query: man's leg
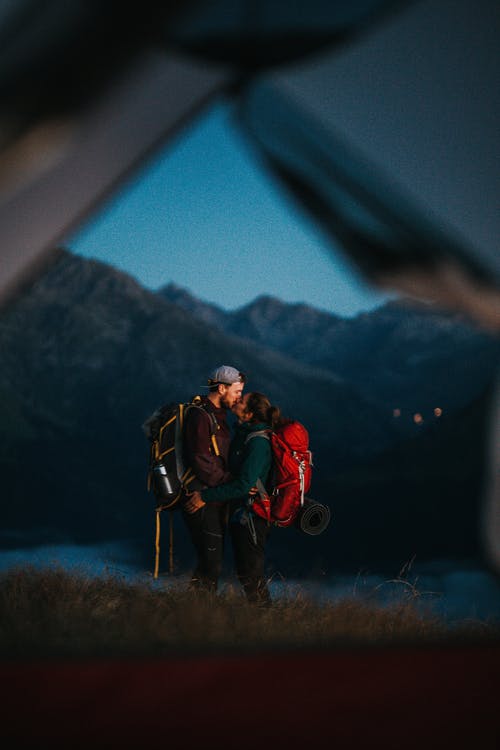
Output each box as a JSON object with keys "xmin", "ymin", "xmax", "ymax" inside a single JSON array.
[
  {"xmin": 182, "ymin": 503, "xmax": 226, "ymax": 591},
  {"xmin": 181, "ymin": 505, "xmax": 207, "ymax": 588}
]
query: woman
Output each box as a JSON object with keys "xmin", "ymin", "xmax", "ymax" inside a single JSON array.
[{"xmin": 185, "ymin": 392, "xmax": 285, "ymax": 604}]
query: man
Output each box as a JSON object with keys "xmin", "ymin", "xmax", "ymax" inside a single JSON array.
[{"xmin": 182, "ymin": 365, "xmax": 245, "ymax": 591}]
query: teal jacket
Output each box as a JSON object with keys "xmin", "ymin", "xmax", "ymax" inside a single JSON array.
[{"xmin": 201, "ymin": 421, "xmax": 272, "ymax": 504}]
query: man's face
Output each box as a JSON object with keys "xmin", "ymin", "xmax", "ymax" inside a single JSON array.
[{"xmin": 220, "ymin": 381, "xmax": 244, "ymax": 409}]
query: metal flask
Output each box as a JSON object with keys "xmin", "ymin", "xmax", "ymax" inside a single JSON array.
[{"xmin": 152, "ymin": 462, "xmax": 179, "ymax": 499}]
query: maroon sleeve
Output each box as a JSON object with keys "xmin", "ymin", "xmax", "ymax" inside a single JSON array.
[{"xmin": 183, "ymin": 408, "xmax": 231, "ymax": 488}]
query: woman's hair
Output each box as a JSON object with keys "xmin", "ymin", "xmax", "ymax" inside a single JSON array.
[{"xmin": 245, "ymin": 392, "xmax": 289, "ymax": 430}]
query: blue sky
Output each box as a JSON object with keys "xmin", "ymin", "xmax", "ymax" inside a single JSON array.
[{"xmin": 69, "ymin": 99, "xmax": 390, "ymax": 317}]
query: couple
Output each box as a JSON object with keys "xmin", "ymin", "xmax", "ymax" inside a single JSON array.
[{"xmin": 181, "ymin": 365, "xmax": 285, "ymax": 604}]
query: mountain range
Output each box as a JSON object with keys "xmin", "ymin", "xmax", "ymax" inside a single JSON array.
[
  {"xmin": 161, "ymin": 282, "xmax": 496, "ymax": 415},
  {"xmin": 0, "ymin": 248, "xmax": 498, "ymax": 575}
]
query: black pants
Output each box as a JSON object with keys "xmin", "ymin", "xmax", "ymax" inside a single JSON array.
[
  {"xmin": 182, "ymin": 502, "xmax": 228, "ymax": 592},
  {"xmin": 230, "ymin": 511, "xmax": 271, "ymax": 604}
]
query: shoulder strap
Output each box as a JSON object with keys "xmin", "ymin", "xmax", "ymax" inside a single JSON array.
[
  {"xmin": 244, "ymin": 429, "xmax": 271, "ymax": 444},
  {"xmin": 185, "ymin": 399, "xmax": 221, "ymax": 456}
]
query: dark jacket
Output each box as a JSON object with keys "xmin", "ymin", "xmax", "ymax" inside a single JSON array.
[
  {"xmin": 201, "ymin": 421, "xmax": 272, "ymax": 504},
  {"xmin": 183, "ymin": 397, "xmax": 232, "ymax": 488}
]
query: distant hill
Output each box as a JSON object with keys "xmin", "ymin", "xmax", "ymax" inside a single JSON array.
[{"xmin": 0, "ymin": 249, "xmax": 498, "ymax": 574}]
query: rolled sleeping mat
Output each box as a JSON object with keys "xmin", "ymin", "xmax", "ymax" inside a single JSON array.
[{"xmin": 296, "ymin": 497, "xmax": 331, "ymax": 535}]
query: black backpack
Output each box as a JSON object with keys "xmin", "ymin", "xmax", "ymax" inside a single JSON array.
[
  {"xmin": 142, "ymin": 396, "xmax": 220, "ymax": 578},
  {"xmin": 142, "ymin": 395, "xmax": 220, "ymax": 511}
]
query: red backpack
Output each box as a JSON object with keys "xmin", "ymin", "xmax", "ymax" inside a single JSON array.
[{"xmin": 248, "ymin": 421, "xmax": 313, "ymax": 527}]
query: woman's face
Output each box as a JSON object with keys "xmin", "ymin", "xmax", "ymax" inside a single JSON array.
[{"xmin": 232, "ymin": 393, "xmax": 253, "ymax": 423}]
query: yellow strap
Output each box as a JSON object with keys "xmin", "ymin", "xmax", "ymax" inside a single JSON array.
[
  {"xmin": 154, "ymin": 510, "xmax": 161, "ymax": 579},
  {"xmin": 211, "ymin": 433, "xmax": 220, "ymax": 456},
  {"xmin": 154, "ymin": 509, "xmax": 175, "ymax": 578},
  {"xmin": 158, "ymin": 414, "xmax": 177, "ymax": 447},
  {"xmin": 158, "ymin": 445, "xmax": 175, "ymax": 459},
  {"xmin": 169, "ymin": 511, "xmax": 174, "ymax": 574},
  {"xmin": 182, "ymin": 467, "xmax": 199, "ymax": 487}
]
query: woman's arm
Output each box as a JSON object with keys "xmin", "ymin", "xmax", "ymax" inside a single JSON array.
[{"xmin": 201, "ymin": 435, "xmax": 272, "ymax": 504}]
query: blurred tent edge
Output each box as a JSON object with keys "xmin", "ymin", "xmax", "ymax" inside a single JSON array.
[{"xmin": 0, "ymin": 0, "xmax": 498, "ymax": 574}]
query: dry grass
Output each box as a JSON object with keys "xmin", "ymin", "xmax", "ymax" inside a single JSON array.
[{"xmin": 1, "ymin": 566, "xmax": 498, "ymax": 660}]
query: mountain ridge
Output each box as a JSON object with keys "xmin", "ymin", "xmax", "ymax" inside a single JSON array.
[{"xmin": 159, "ymin": 280, "xmax": 498, "ymax": 414}]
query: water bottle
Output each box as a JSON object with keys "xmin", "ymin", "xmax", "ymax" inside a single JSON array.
[{"xmin": 152, "ymin": 462, "xmax": 178, "ymax": 499}]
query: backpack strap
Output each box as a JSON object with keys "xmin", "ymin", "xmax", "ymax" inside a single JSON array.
[
  {"xmin": 185, "ymin": 399, "xmax": 221, "ymax": 456},
  {"xmin": 206, "ymin": 411, "xmax": 221, "ymax": 456},
  {"xmin": 255, "ymin": 477, "xmax": 269, "ymax": 498},
  {"xmin": 244, "ymin": 429, "xmax": 271, "ymax": 444}
]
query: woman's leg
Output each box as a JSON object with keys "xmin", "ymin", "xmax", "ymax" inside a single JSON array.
[{"xmin": 230, "ymin": 513, "xmax": 271, "ymax": 604}]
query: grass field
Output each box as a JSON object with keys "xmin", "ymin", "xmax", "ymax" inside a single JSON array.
[{"xmin": 1, "ymin": 566, "xmax": 498, "ymax": 659}]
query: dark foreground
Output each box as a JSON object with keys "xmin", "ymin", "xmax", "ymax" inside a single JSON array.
[
  {"xmin": 1, "ymin": 567, "xmax": 499, "ymax": 748},
  {"xmin": 2, "ymin": 646, "xmax": 499, "ymax": 749}
]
